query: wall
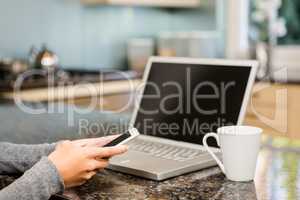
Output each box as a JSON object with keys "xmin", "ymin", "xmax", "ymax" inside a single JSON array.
[{"xmin": 0, "ymin": 0, "xmax": 216, "ymax": 70}]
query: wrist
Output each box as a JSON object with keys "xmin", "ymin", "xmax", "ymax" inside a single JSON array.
[{"xmin": 45, "ymin": 157, "xmax": 65, "ymax": 194}]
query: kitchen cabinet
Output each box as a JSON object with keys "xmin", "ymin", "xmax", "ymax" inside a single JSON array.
[{"xmin": 81, "ymin": 0, "xmax": 201, "ymax": 8}]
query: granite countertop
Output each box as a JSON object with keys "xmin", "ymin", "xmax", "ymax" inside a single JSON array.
[
  {"xmin": 66, "ymin": 168, "xmax": 257, "ymax": 200},
  {"xmin": 2, "ymin": 138, "xmax": 300, "ymax": 200},
  {"xmin": 0, "ymin": 167, "xmax": 256, "ymax": 200}
]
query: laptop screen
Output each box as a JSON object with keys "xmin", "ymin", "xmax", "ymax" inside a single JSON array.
[{"xmin": 134, "ymin": 62, "xmax": 251, "ymax": 147}]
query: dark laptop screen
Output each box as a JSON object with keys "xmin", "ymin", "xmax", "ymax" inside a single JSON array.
[{"xmin": 134, "ymin": 62, "xmax": 251, "ymax": 147}]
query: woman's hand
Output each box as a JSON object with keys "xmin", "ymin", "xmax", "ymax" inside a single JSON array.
[
  {"xmin": 71, "ymin": 135, "xmax": 119, "ymax": 148},
  {"xmin": 48, "ymin": 140, "xmax": 127, "ymax": 188}
]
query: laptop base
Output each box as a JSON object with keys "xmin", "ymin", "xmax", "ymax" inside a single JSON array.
[{"xmin": 108, "ymin": 149, "xmax": 219, "ymax": 181}]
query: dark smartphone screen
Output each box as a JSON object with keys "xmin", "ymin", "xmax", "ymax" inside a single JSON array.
[
  {"xmin": 103, "ymin": 131, "xmax": 131, "ymax": 147},
  {"xmin": 50, "ymin": 194, "xmax": 71, "ymax": 200}
]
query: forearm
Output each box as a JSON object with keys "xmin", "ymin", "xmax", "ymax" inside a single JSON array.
[
  {"xmin": 0, "ymin": 143, "xmax": 56, "ymax": 174},
  {"xmin": 0, "ymin": 157, "xmax": 64, "ymax": 200}
]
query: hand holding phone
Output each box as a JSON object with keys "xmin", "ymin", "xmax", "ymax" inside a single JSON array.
[{"xmin": 103, "ymin": 128, "xmax": 140, "ymax": 147}]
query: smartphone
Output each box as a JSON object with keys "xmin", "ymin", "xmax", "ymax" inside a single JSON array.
[
  {"xmin": 103, "ymin": 128, "xmax": 140, "ymax": 147},
  {"xmin": 50, "ymin": 194, "xmax": 72, "ymax": 200}
]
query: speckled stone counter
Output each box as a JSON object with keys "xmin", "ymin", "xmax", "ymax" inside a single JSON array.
[
  {"xmin": 2, "ymin": 140, "xmax": 300, "ymax": 200},
  {"xmin": 0, "ymin": 167, "xmax": 257, "ymax": 200},
  {"xmin": 64, "ymin": 167, "xmax": 257, "ymax": 200}
]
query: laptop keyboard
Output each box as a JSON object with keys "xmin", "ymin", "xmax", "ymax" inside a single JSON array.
[{"xmin": 129, "ymin": 139, "xmax": 205, "ymax": 162}]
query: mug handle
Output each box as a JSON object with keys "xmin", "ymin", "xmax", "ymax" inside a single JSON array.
[{"xmin": 203, "ymin": 133, "xmax": 225, "ymax": 174}]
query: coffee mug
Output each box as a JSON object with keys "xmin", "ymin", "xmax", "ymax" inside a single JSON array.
[{"xmin": 203, "ymin": 126, "xmax": 262, "ymax": 182}]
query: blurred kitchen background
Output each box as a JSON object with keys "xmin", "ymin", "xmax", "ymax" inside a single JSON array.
[
  {"xmin": 1, "ymin": 0, "xmax": 300, "ymax": 83},
  {"xmin": 0, "ymin": 0, "xmax": 221, "ymax": 70}
]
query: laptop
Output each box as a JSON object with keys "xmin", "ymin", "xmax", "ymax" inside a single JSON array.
[{"xmin": 109, "ymin": 57, "xmax": 258, "ymax": 181}]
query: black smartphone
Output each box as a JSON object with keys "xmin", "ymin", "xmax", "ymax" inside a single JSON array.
[
  {"xmin": 103, "ymin": 128, "xmax": 139, "ymax": 147},
  {"xmin": 50, "ymin": 194, "xmax": 72, "ymax": 200}
]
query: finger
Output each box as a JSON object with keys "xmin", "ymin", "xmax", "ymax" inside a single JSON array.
[
  {"xmin": 85, "ymin": 145, "xmax": 128, "ymax": 158},
  {"xmin": 66, "ymin": 181, "xmax": 86, "ymax": 188},
  {"xmin": 83, "ymin": 171, "xmax": 97, "ymax": 180},
  {"xmin": 96, "ymin": 158, "xmax": 110, "ymax": 162},
  {"xmin": 99, "ymin": 146, "xmax": 128, "ymax": 158},
  {"xmin": 96, "ymin": 156, "xmax": 111, "ymax": 162},
  {"xmin": 73, "ymin": 135, "xmax": 120, "ymax": 148},
  {"xmin": 75, "ymin": 181, "xmax": 87, "ymax": 187},
  {"xmin": 86, "ymin": 160, "xmax": 109, "ymax": 171},
  {"xmin": 72, "ymin": 137, "xmax": 107, "ymax": 147},
  {"xmin": 91, "ymin": 135, "xmax": 121, "ymax": 147}
]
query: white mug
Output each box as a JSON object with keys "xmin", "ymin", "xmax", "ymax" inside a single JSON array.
[{"xmin": 203, "ymin": 126, "xmax": 262, "ymax": 182}]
